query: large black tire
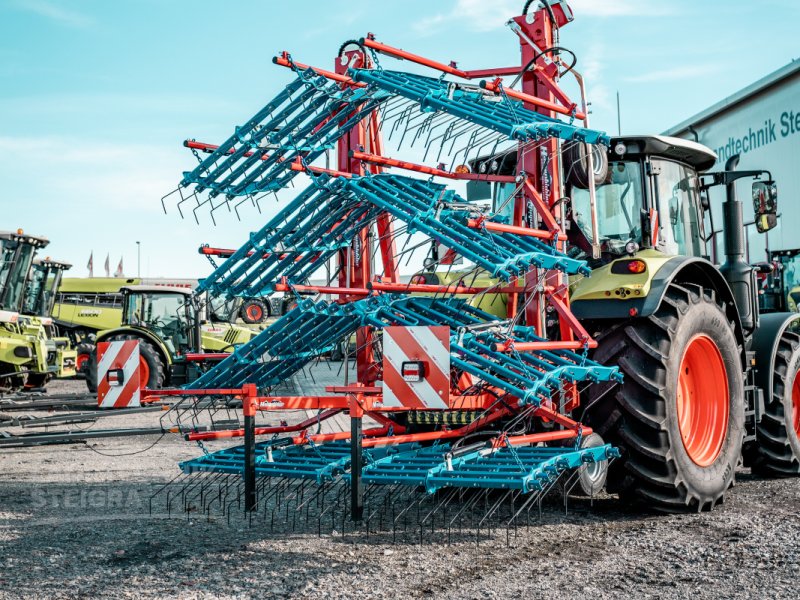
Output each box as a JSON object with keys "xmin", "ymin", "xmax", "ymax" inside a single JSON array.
[
  {"xmin": 85, "ymin": 335, "xmax": 167, "ymax": 393},
  {"xmin": 563, "ymin": 141, "xmax": 609, "ymax": 189},
  {"xmin": 747, "ymin": 330, "xmax": 800, "ymax": 476},
  {"xmin": 240, "ymin": 298, "xmax": 269, "ymax": 324},
  {"xmin": 584, "ymin": 283, "xmax": 744, "ymax": 512}
]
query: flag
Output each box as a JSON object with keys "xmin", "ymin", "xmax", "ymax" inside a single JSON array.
[
  {"xmin": 115, "ymin": 257, "xmax": 123, "ymax": 277},
  {"xmin": 104, "ymin": 254, "xmax": 110, "ymax": 277},
  {"xmin": 87, "ymin": 252, "xmax": 93, "ymax": 277}
]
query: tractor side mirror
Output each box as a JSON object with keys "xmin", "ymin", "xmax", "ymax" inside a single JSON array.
[{"xmin": 753, "ymin": 180, "xmax": 778, "ymax": 233}]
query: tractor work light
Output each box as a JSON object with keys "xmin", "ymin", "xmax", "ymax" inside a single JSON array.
[
  {"xmin": 454, "ymin": 164, "xmax": 470, "ymax": 174},
  {"xmin": 625, "ymin": 241, "xmax": 639, "ymax": 255}
]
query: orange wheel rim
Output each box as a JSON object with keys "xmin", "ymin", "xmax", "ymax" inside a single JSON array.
[
  {"xmin": 792, "ymin": 373, "xmax": 800, "ymax": 437},
  {"xmin": 76, "ymin": 354, "xmax": 89, "ymax": 371},
  {"xmin": 139, "ymin": 355, "xmax": 151, "ymax": 387},
  {"xmin": 246, "ymin": 305, "xmax": 263, "ymax": 321},
  {"xmin": 676, "ymin": 334, "xmax": 729, "ymax": 467}
]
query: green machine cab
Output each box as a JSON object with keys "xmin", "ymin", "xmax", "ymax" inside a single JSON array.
[
  {"xmin": 464, "ymin": 134, "xmax": 800, "ymax": 510},
  {"xmin": 85, "ymin": 285, "xmax": 255, "ymax": 392},
  {"xmin": 0, "ymin": 230, "xmax": 66, "ymax": 391}
]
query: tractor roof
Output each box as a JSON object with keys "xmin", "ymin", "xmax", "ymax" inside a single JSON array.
[
  {"xmin": 0, "ymin": 230, "xmax": 49, "ymax": 247},
  {"xmin": 613, "ymin": 135, "xmax": 718, "ymax": 172},
  {"xmin": 120, "ymin": 285, "xmax": 193, "ymax": 295},
  {"xmin": 466, "ymin": 134, "xmax": 718, "ymax": 176},
  {"xmin": 33, "ymin": 258, "xmax": 72, "ymax": 269}
]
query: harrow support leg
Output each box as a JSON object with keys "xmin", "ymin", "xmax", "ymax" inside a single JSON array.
[
  {"xmin": 243, "ymin": 384, "xmax": 257, "ymax": 512},
  {"xmin": 350, "ymin": 412, "xmax": 364, "ymax": 522}
]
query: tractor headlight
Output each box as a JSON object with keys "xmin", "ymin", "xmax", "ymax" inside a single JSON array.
[{"xmin": 625, "ymin": 241, "xmax": 640, "ymax": 256}]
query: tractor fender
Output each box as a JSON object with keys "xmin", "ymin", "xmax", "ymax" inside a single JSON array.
[
  {"xmin": 750, "ymin": 312, "xmax": 800, "ymax": 400},
  {"xmin": 640, "ymin": 256, "xmax": 747, "ymax": 368},
  {"xmin": 573, "ymin": 255, "xmax": 746, "ymax": 367},
  {"xmin": 95, "ymin": 327, "xmax": 173, "ymax": 367}
]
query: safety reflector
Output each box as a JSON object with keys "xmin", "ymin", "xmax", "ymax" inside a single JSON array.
[{"xmin": 97, "ymin": 340, "xmax": 141, "ymax": 408}]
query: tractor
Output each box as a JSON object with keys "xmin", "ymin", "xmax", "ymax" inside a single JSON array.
[
  {"xmin": 85, "ymin": 285, "xmax": 255, "ymax": 391},
  {"xmin": 54, "ymin": 277, "xmax": 260, "ymax": 375},
  {"xmin": 18, "ymin": 257, "xmax": 77, "ymax": 387},
  {"xmin": 761, "ymin": 248, "xmax": 800, "ymax": 312},
  {"xmin": 464, "ymin": 134, "xmax": 799, "ymax": 509}
]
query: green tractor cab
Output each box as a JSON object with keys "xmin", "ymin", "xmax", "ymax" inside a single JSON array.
[
  {"xmin": 86, "ymin": 285, "xmax": 255, "ymax": 392},
  {"xmin": 19, "ymin": 257, "xmax": 77, "ymax": 385}
]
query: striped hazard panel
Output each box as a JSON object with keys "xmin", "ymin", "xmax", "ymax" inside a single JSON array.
[
  {"xmin": 382, "ymin": 326, "xmax": 450, "ymax": 409},
  {"xmin": 96, "ymin": 340, "xmax": 141, "ymax": 408}
]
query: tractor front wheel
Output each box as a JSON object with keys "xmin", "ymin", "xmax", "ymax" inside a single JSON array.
[{"xmin": 585, "ymin": 283, "xmax": 744, "ymax": 511}]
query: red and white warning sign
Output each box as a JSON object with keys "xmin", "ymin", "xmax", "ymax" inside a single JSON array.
[
  {"xmin": 97, "ymin": 340, "xmax": 142, "ymax": 408},
  {"xmin": 383, "ymin": 326, "xmax": 450, "ymax": 409}
]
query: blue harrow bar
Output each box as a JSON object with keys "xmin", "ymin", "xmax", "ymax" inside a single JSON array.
[
  {"xmin": 180, "ymin": 68, "xmax": 390, "ymax": 200},
  {"xmin": 362, "ymin": 443, "xmax": 620, "ymax": 494},
  {"xmin": 196, "ymin": 171, "xmax": 588, "ymax": 300},
  {"xmin": 189, "ymin": 294, "xmax": 619, "ymax": 399},
  {"xmin": 180, "ymin": 435, "xmax": 619, "ymax": 497},
  {"xmin": 181, "ymin": 440, "xmax": 419, "ymax": 484},
  {"xmin": 195, "ymin": 177, "xmax": 383, "ymax": 298},
  {"xmin": 188, "ymin": 298, "xmax": 362, "ymax": 390},
  {"xmin": 349, "ymin": 69, "xmax": 611, "ymax": 146}
]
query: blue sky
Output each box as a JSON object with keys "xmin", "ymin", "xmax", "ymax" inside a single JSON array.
[{"xmin": 2, "ymin": 0, "xmax": 798, "ymax": 278}]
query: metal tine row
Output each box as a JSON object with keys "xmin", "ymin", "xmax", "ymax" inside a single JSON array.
[
  {"xmin": 150, "ymin": 467, "xmax": 597, "ymax": 546},
  {"xmin": 350, "ymin": 69, "xmax": 610, "ymax": 146}
]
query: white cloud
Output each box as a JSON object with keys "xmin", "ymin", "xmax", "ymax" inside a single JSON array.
[
  {"xmin": 568, "ymin": 0, "xmax": 675, "ymax": 17},
  {"xmin": 414, "ymin": 0, "xmax": 674, "ymax": 35},
  {"xmin": 414, "ymin": 0, "xmax": 518, "ymax": 35},
  {"xmin": 13, "ymin": 0, "xmax": 94, "ymax": 28},
  {"xmin": 624, "ymin": 64, "xmax": 722, "ymax": 83}
]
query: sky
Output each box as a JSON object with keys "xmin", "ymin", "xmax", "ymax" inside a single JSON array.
[{"xmin": 1, "ymin": 0, "xmax": 798, "ymax": 278}]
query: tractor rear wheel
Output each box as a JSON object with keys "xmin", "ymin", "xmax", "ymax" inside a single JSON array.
[
  {"xmin": 747, "ymin": 330, "xmax": 800, "ymax": 476},
  {"xmin": 85, "ymin": 335, "xmax": 167, "ymax": 393},
  {"xmin": 240, "ymin": 299, "xmax": 268, "ymax": 324},
  {"xmin": 585, "ymin": 283, "xmax": 744, "ymax": 511}
]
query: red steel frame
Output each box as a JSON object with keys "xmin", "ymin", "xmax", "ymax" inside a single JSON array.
[{"xmin": 178, "ymin": 3, "xmax": 596, "ymax": 447}]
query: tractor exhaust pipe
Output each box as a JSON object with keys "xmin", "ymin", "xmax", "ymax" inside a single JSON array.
[{"xmin": 719, "ymin": 154, "xmax": 757, "ymax": 332}]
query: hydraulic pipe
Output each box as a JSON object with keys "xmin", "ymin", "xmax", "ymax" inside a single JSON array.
[{"xmin": 466, "ymin": 218, "xmax": 566, "ymax": 241}]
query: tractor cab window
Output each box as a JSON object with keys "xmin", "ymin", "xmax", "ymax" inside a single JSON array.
[
  {"xmin": 651, "ymin": 159, "xmax": 704, "ymax": 257},
  {"xmin": 570, "ymin": 160, "xmax": 645, "ymax": 254},
  {"xmin": 208, "ymin": 296, "xmax": 239, "ymax": 323},
  {"xmin": 22, "ymin": 264, "xmax": 47, "ymax": 316},
  {"xmin": 0, "ymin": 241, "xmax": 35, "ymax": 313},
  {"xmin": 128, "ymin": 293, "xmax": 191, "ymax": 353}
]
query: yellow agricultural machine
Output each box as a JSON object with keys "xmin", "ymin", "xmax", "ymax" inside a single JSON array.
[{"xmin": 0, "ymin": 230, "xmax": 76, "ymax": 391}]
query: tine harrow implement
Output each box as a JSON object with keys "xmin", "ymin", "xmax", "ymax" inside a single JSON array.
[{"xmin": 153, "ymin": 1, "xmax": 630, "ymax": 542}]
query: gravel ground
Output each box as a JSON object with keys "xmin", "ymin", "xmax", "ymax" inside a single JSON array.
[{"xmin": 1, "ymin": 378, "xmax": 799, "ymax": 599}]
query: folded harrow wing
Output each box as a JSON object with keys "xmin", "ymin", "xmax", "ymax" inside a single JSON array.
[{"xmin": 153, "ymin": 1, "xmax": 626, "ymax": 537}]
